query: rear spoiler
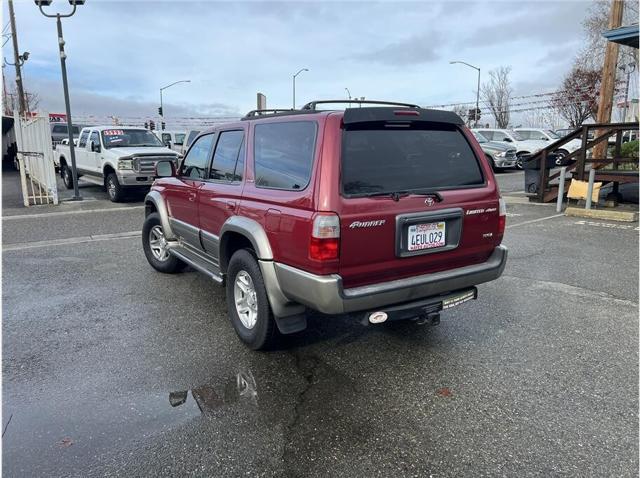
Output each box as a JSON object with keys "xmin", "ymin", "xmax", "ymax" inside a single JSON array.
[{"xmin": 343, "ymin": 107, "xmax": 464, "ymax": 126}]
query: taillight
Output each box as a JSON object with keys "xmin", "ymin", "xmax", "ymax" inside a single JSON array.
[
  {"xmin": 497, "ymin": 197, "xmax": 506, "ymax": 240},
  {"xmin": 310, "ymin": 213, "xmax": 340, "ymax": 261}
]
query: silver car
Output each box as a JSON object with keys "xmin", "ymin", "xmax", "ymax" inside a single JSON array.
[{"xmin": 472, "ymin": 131, "xmax": 517, "ymax": 171}]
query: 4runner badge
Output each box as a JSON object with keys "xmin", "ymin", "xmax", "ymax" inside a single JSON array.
[{"xmin": 349, "ymin": 220, "xmax": 386, "ymax": 229}]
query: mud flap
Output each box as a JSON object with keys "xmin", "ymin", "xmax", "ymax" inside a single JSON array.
[{"xmin": 274, "ymin": 313, "xmax": 307, "ymax": 334}]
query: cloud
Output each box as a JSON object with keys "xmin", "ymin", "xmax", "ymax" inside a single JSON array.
[{"xmin": 351, "ymin": 32, "xmax": 441, "ymax": 66}]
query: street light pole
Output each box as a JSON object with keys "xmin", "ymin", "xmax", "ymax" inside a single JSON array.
[
  {"xmin": 619, "ymin": 63, "xmax": 636, "ymax": 122},
  {"xmin": 345, "ymin": 87, "xmax": 351, "ymax": 100},
  {"xmin": 37, "ymin": 0, "xmax": 83, "ymax": 201},
  {"xmin": 292, "ymin": 68, "xmax": 308, "ymax": 109},
  {"xmin": 450, "ymin": 60, "xmax": 481, "ymax": 127},
  {"xmin": 159, "ymin": 80, "xmax": 190, "ymax": 126}
]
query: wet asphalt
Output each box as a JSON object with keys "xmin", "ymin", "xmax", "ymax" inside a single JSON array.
[{"xmin": 2, "ymin": 170, "xmax": 638, "ymax": 477}]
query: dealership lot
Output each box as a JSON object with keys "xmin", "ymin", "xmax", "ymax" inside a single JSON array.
[{"xmin": 2, "ymin": 172, "xmax": 638, "ymax": 477}]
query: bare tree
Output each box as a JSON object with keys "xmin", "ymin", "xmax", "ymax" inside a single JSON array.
[
  {"xmin": 25, "ymin": 91, "xmax": 40, "ymax": 113},
  {"xmin": 577, "ymin": 0, "xmax": 638, "ymax": 71},
  {"xmin": 550, "ymin": 67, "xmax": 601, "ymax": 127},
  {"xmin": 481, "ymin": 66, "xmax": 512, "ymax": 128},
  {"xmin": 452, "ymin": 105, "xmax": 468, "ymax": 125}
]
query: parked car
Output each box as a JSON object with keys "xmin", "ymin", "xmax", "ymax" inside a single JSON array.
[
  {"xmin": 50, "ymin": 122, "xmax": 84, "ymax": 146},
  {"xmin": 471, "ymin": 131, "xmax": 517, "ymax": 171},
  {"xmin": 515, "ymin": 128, "xmax": 581, "ymax": 165},
  {"xmin": 141, "ymin": 101, "xmax": 508, "ymax": 349},
  {"xmin": 181, "ymin": 129, "xmax": 201, "ymax": 155},
  {"xmin": 473, "ymin": 128, "xmax": 548, "ymax": 169},
  {"xmin": 55, "ymin": 126, "xmax": 179, "ymax": 202},
  {"xmin": 153, "ymin": 130, "xmax": 187, "ymax": 153}
]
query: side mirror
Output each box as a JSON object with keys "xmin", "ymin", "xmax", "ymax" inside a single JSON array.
[
  {"xmin": 164, "ymin": 139, "xmax": 172, "ymax": 148},
  {"xmin": 541, "ymin": 137, "xmax": 548, "ymax": 141},
  {"xmin": 155, "ymin": 160, "xmax": 176, "ymax": 178},
  {"xmin": 503, "ymin": 137, "xmax": 512, "ymax": 142},
  {"xmin": 90, "ymin": 140, "xmax": 101, "ymax": 153}
]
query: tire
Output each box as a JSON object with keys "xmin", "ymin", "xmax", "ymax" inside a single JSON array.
[
  {"xmin": 226, "ymin": 249, "xmax": 278, "ymax": 350},
  {"xmin": 142, "ymin": 212, "xmax": 185, "ymax": 273},
  {"xmin": 105, "ymin": 172, "xmax": 124, "ymax": 202},
  {"xmin": 61, "ymin": 164, "xmax": 74, "ymax": 189},
  {"xmin": 554, "ymin": 149, "xmax": 569, "ymax": 166},
  {"xmin": 515, "ymin": 152, "xmax": 529, "ymax": 170}
]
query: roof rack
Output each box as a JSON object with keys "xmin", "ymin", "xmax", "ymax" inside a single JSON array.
[
  {"xmin": 243, "ymin": 109, "xmax": 294, "ymax": 118},
  {"xmin": 302, "ymin": 99, "xmax": 420, "ymax": 110}
]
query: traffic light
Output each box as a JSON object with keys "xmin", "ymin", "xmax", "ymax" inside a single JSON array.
[
  {"xmin": 468, "ymin": 107, "xmax": 481, "ymax": 122},
  {"xmin": 158, "ymin": 106, "xmax": 163, "ymax": 116},
  {"xmin": 149, "ymin": 120, "xmax": 155, "ymax": 131},
  {"xmin": 144, "ymin": 121, "xmax": 148, "ymax": 129},
  {"xmin": 161, "ymin": 122, "xmax": 166, "ymax": 131}
]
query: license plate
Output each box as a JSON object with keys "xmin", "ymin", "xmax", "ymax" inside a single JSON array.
[
  {"xmin": 442, "ymin": 290, "xmax": 476, "ymax": 310},
  {"xmin": 407, "ymin": 221, "xmax": 446, "ymax": 251}
]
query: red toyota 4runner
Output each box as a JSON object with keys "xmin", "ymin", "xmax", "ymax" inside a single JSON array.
[{"xmin": 142, "ymin": 100, "xmax": 507, "ymax": 349}]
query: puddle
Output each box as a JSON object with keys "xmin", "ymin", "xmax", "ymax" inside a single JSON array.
[{"xmin": 2, "ymin": 370, "xmax": 259, "ymax": 474}]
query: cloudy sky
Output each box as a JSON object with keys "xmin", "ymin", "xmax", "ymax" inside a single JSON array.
[{"xmin": 3, "ymin": 0, "xmax": 592, "ymax": 122}]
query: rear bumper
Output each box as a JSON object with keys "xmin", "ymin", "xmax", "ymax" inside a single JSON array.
[{"xmin": 273, "ymin": 245, "xmax": 508, "ymax": 315}]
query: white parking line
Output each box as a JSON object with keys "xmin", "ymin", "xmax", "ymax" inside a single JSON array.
[
  {"xmin": 574, "ymin": 220, "xmax": 640, "ymax": 231},
  {"xmin": 506, "ymin": 214, "xmax": 565, "ymax": 229},
  {"xmin": 3, "ymin": 231, "xmax": 141, "ymax": 251},
  {"xmin": 2, "ymin": 205, "xmax": 145, "ymax": 221}
]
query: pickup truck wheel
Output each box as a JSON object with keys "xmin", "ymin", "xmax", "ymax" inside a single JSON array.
[
  {"xmin": 142, "ymin": 212, "xmax": 185, "ymax": 273},
  {"xmin": 226, "ymin": 249, "xmax": 278, "ymax": 350},
  {"xmin": 105, "ymin": 172, "xmax": 124, "ymax": 202},
  {"xmin": 61, "ymin": 165, "xmax": 74, "ymax": 189}
]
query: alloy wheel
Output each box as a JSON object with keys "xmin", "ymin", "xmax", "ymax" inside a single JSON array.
[
  {"xmin": 234, "ymin": 270, "xmax": 258, "ymax": 329},
  {"xmin": 149, "ymin": 225, "xmax": 170, "ymax": 262}
]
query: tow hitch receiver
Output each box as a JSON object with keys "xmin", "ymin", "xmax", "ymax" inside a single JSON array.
[{"xmin": 360, "ymin": 287, "xmax": 478, "ymax": 325}]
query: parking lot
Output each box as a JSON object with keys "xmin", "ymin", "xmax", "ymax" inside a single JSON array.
[{"xmin": 2, "ymin": 170, "xmax": 638, "ymax": 477}]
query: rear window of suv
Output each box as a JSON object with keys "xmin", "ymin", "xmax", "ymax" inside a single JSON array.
[{"xmin": 341, "ymin": 123, "xmax": 484, "ymax": 197}]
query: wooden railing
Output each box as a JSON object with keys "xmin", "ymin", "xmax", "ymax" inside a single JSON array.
[{"xmin": 526, "ymin": 122, "xmax": 639, "ymax": 203}]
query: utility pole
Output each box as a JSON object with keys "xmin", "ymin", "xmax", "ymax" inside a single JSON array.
[
  {"xmin": 8, "ymin": 0, "xmax": 27, "ymax": 116},
  {"xmin": 593, "ymin": 0, "xmax": 624, "ymax": 161}
]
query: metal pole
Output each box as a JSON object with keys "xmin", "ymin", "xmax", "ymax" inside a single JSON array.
[
  {"xmin": 345, "ymin": 87, "xmax": 351, "ymax": 100},
  {"xmin": 160, "ymin": 88, "xmax": 163, "ymax": 121},
  {"xmin": 622, "ymin": 67, "xmax": 632, "ymax": 122},
  {"xmin": 556, "ymin": 166, "xmax": 567, "ymax": 213},
  {"xmin": 475, "ymin": 68, "xmax": 480, "ymax": 128},
  {"xmin": 585, "ymin": 168, "xmax": 596, "ymax": 210},
  {"xmin": 292, "ymin": 75, "xmax": 295, "ymax": 109},
  {"xmin": 8, "ymin": 0, "xmax": 26, "ymax": 116},
  {"xmin": 57, "ymin": 14, "xmax": 81, "ymax": 200}
]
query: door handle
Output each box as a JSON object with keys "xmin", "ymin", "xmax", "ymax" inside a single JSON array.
[
  {"xmin": 226, "ymin": 200, "xmax": 237, "ymax": 210},
  {"xmin": 188, "ymin": 192, "xmax": 197, "ymax": 202}
]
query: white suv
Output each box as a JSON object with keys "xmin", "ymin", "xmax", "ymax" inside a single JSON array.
[
  {"xmin": 515, "ymin": 128, "xmax": 581, "ymax": 165},
  {"xmin": 473, "ymin": 128, "xmax": 548, "ymax": 169}
]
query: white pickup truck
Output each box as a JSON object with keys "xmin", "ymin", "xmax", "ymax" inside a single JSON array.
[{"xmin": 55, "ymin": 126, "xmax": 179, "ymax": 202}]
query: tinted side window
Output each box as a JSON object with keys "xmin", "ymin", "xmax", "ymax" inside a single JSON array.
[
  {"xmin": 185, "ymin": 130, "xmax": 201, "ymax": 148},
  {"xmin": 174, "ymin": 134, "xmax": 185, "ymax": 145},
  {"xmin": 478, "ymin": 130, "xmax": 493, "ymax": 140},
  {"xmin": 162, "ymin": 133, "xmax": 171, "ymax": 143},
  {"xmin": 234, "ymin": 138, "xmax": 245, "ymax": 181},
  {"xmin": 518, "ymin": 131, "xmax": 532, "ymax": 140},
  {"xmin": 52, "ymin": 125, "xmax": 67, "ymax": 134},
  {"xmin": 89, "ymin": 131, "xmax": 100, "ymax": 147},
  {"xmin": 210, "ymin": 131, "xmax": 244, "ymax": 182},
  {"xmin": 78, "ymin": 130, "xmax": 89, "ymax": 148},
  {"xmin": 180, "ymin": 134, "xmax": 214, "ymax": 179},
  {"xmin": 254, "ymin": 121, "xmax": 317, "ymax": 190}
]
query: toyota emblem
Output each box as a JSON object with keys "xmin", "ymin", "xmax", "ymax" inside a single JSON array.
[{"xmin": 424, "ymin": 197, "xmax": 435, "ymax": 207}]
